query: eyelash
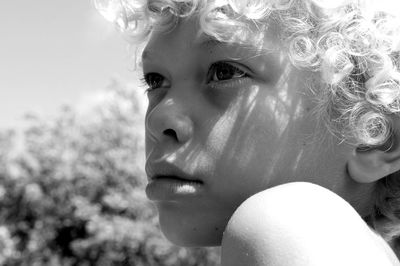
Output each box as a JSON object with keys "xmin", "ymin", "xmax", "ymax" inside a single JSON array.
[
  {"xmin": 207, "ymin": 62, "xmax": 248, "ymax": 82},
  {"xmin": 141, "ymin": 61, "xmax": 250, "ymax": 92},
  {"xmin": 140, "ymin": 73, "xmax": 167, "ymax": 93}
]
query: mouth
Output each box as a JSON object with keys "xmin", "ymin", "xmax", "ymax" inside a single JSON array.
[
  {"xmin": 146, "ymin": 175, "xmax": 204, "ymax": 202},
  {"xmin": 151, "ymin": 175, "xmax": 203, "ymax": 184}
]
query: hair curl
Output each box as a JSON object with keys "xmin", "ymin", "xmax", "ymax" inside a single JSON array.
[{"xmin": 96, "ymin": 0, "xmax": 400, "ymax": 256}]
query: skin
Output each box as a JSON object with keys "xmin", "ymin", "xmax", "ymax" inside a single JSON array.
[
  {"xmin": 221, "ymin": 182, "xmax": 400, "ymax": 265},
  {"xmin": 142, "ymin": 16, "xmax": 378, "ymax": 249}
]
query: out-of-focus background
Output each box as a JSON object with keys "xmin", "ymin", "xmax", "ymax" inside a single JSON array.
[
  {"xmin": 0, "ymin": 1, "xmax": 219, "ymax": 265},
  {"xmin": 0, "ymin": 0, "xmax": 137, "ymax": 131}
]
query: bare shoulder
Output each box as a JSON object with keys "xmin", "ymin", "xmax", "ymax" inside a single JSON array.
[{"xmin": 221, "ymin": 182, "xmax": 400, "ymax": 266}]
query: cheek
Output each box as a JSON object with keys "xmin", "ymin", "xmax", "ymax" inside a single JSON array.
[
  {"xmin": 219, "ymin": 95, "xmax": 291, "ymax": 168},
  {"xmin": 211, "ymin": 92, "xmax": 320, "ymax": 182},
  {"xmin": 204, "ymin": 96, "xmax": 243, "ymax": 155}
]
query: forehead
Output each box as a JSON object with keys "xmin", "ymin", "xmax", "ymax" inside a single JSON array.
[
  {"xmin": 142, "ymin": 16, "xmax": 280, "ymax": 61},
  {"xmin": 143, "ymin": 18, "xmax": 213, "ymax": 58}
]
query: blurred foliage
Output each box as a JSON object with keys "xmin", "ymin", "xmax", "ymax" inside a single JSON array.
[{"xmin": 0, "ymin": 81, "xmax": 220, "ymax": 265}]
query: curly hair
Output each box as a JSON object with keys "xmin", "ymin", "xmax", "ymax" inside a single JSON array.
[{"xmin": 95, "ymin": 0, "xmax": 400, "ymax": 256}]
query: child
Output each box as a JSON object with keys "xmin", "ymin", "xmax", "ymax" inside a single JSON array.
[{"xmin": 97, "ymin": 0, "xmax": 400, "ymax": 264}]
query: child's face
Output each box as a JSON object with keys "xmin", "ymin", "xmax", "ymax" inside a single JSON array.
[{"xmin": 143, "ymin": 18, "xmax": 364, "ymax": 246}]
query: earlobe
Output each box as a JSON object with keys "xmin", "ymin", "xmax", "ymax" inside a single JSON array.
[
  {"xmin": 347, "ymin": 132, "xmax": 400, "ymax": 183},
  {"xmin": 347, "ymin": 147, "xmax": 400, "ymax": 183}
]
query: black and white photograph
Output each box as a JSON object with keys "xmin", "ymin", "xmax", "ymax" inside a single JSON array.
[{"xmin": 1, "ymin": 0, "xmax": 400, "ymax": 265}]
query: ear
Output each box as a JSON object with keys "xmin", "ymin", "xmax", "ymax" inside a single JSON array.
[{"xmin": 347, "ymin": 119, "xmax": 400, "ymax": 183}]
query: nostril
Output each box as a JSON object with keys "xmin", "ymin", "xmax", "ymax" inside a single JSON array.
[{"xmin": 163, "ymin": 128, "xmax": 178, "ymax": 141}]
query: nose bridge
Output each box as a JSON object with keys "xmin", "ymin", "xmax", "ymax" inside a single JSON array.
[{"xmin": 146, "ymin": 89, "xmax": 194, "ymax": 144}]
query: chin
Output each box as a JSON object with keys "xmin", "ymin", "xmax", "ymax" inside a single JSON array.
[{"xmin": 157, "ymin": 205, "xmax": 227, "ymax": 247}]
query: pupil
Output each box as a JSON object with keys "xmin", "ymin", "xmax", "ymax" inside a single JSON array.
[
  {"xmin": 150, "ymin": 75, "xmax": 162, "ymax": 87},
  {"xmin": 217, "ymin": 65, "xmax": 233, "ymax": 80}
]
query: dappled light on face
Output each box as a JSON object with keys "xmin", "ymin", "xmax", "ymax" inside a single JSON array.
[
  {"xmin": 164, "ymin": 152, "xmax": 177, "ymax": 163},
  {"xmin": 183, "ymin": 148, "xmax": 217, "ymax": 176},
  {"xmin": 264, "ymin": 96, "xmax": 290, "ymax": 137},
  {"xmin": 146, "ymin": 139, "xmax": 216, "ymax": 178},
  {"xmin": 146, "ymin": 142, "xmax": 187, "ymax": 168},
  {"xmin": 246, "ymin": 66, "xmax": 310, "ymax": 179},
  {"xmin": 207, "ymin": 87, "xmax": 263, "ymax": 171},
  {"xmin": 177, "ymin": 92, "xmax": 249, "ymax": 176},
  {"xmin": 266, "ymin": 65, "xmax": 293, "ymax": 137},
  {"xmin": 293, "ymin": 102, "xmax": 305, "ymax": 120},
  {"xmin": 228, "ymin": 85, "xmax": 262, "ymax": 170},
  {"xmin": 276, "ymin": 65, "xmax": 291, "ymax": 102},
  {"xmin": 164, "ymin": 98, "xmax": 174, "ymax": 106},
  {"xmin": 206, "ymin": 92, "xmax": 244, "ymax": 155},
  {"xmin": 206, "ymin": 63, "xmax": 311, "ymax": 181},
  {"xmin": 293, "ymin": 148, "xmax": 305, "ymax": 172},
  {"xmin": 265, "ymin": 69, "xmax": 310, "ymax": 177},
  {"xmin": 243, "ymin": 85, "xmax": 260, "ymax": 116}
]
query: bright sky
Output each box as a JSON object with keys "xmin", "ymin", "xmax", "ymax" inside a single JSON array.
[{"xmin": 0, "ymin": 0, "xmax": 140, "ymax": 130}]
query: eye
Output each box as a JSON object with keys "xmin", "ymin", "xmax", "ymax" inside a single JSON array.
[
  {"xmin": 142, "ymin": 72, "xmax": 167, "ymax": 91},
  {"xmin": 208, "ymin": 62, "xmax": 248, "ymax": 82}
]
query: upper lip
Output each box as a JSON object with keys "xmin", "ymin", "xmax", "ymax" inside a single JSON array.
[{"xmin": 145, "ymin": 161, "xmax": 203, "ymax": 184}]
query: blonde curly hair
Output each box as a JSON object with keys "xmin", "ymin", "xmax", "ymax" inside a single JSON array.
[{"xmin": 96, "ymin": 0, "xmax": 400, "ymax": 255}]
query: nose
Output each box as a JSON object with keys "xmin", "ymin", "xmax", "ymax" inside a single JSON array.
[{"xmin": 146, "ymin": 97, "xmax": 194, "ymax": 144}]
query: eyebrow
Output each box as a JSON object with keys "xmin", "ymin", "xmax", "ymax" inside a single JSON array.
[{"xmin": 142, "ymin": 37, "xmax": 224, "ymax": 62}]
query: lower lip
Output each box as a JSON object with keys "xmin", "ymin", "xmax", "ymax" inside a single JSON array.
[{"xmin": 145, "ymin": 177, "xmax": 203, "ymax": 201}]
